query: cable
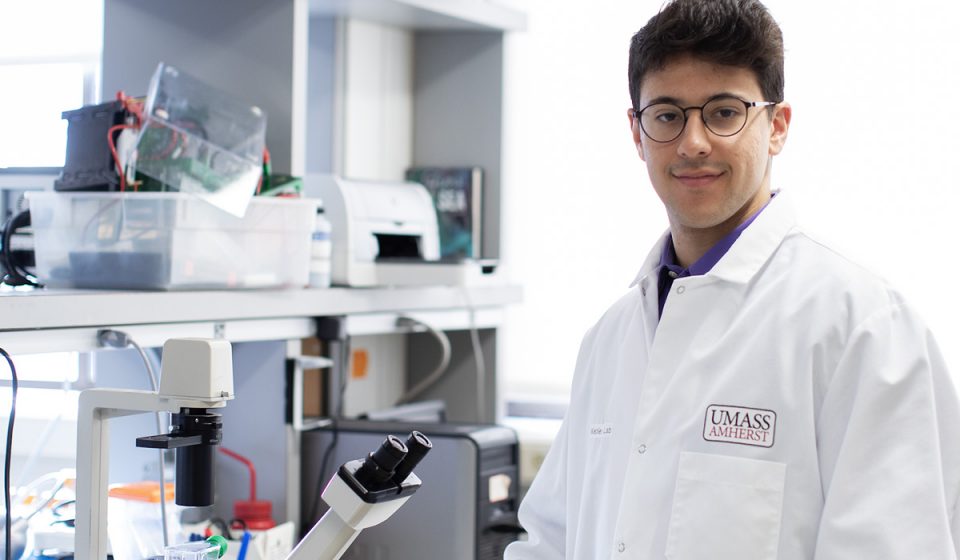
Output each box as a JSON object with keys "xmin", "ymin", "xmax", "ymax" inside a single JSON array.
[
  {"xmin": 1, "ymin": 210, "xmax": 40, "ymax": 288},
  {"xmin": 96, "ymin": 329, "xmax": 170, "ymax": 547},
  {"xmin": 116, "ymin": 92, "xmax": 144, "ymax": 126},
  {"xmin": 12, "ymin": 471, "xmax": 71, "ymax": 524},
  {"xmin": 144, "ymin": 347, "xmax": 163, "ymax": 389},
  {"xmin": 310, "ymin": 419, "xmax": 338, "ymax": 525},
  {"xmin": 206, "ymin": 517, "xmax": 235, "ymax": 541},
  {"xmin": 394, "ymin": 317, "xmax": 452, "ymax": 406},
  {"xmin": 128, "ymin": 336, "xmax": 169, "ymax": 547},
  {"xmin": 13, "ymin": 393, "xmax": 66, "ymax": 488},
  {"xmin": 306, "ymin": 336, "xmax": 350, "ymax": 531},
  {"xmin": 112, "ymin": 92, "xmax": 145, "ymax": 191},
  {"xmin": 127, "ymin": 338, "xmax": 171, "ymax": 546},
  {"xmin": 107, "ymin": 124, "xmax": 137, "ymax": 192},
  {"xmin": 0, "ymin": 213, "xmax": 21, "ymax": 287},
  {"xmin": 462, "ymin": 288, "xmax": 488, "ymax": 421},
  {"xmin": 469, "ymin": 323, "xmax": 486, "ymax": 419},
  {"xmin": 1, "ymin": 347, "xmax": 19, "ymax": 560}
]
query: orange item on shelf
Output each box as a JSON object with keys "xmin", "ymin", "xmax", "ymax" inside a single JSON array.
[{"xmin": 108, "ymin": 481, "xmax": 175, "ymax": 503}]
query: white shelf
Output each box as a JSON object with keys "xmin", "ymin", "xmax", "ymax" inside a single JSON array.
[
  {"xmin": 0, "ymin": 284, "xmax": 521, "ymax": 354},
  {"xmin": 0, "ymin": 284, "xmax": 522, "ymax": 331},
  {"xmin": 309, "ymin": 0, "xmax": 527, "ymax": 31}
]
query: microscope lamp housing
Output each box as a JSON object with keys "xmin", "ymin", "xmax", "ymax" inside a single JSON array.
[{"xmin": 159, "ymin": 338, "xmax": 234, "ymax": 400}]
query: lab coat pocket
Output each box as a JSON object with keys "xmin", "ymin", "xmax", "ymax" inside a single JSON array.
[{"xmin": 665, "ymin": 452, "xmax": 785, "ymax": 560}]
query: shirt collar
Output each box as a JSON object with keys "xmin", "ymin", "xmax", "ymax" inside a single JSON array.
[
  {"xmin": 659, "ymin": 193, "xmax": 772, "ymax": 277},
  {"xmin": 630, "ymin": 189, "xmax": 798, "ymax": 288}
]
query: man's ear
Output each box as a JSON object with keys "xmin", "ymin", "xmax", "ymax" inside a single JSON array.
[
  {"xmin": 628, "ymin": 108, "xmax": 646, "ymax": 162},
  {"xmin": 768, "ymin": 102, "xmax": 791, "ymax": 156}
]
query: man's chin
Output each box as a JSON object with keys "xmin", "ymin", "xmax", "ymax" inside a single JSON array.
[{"xmin": 669, "ymin": 209, "xmax": 730, "ymax": 232}]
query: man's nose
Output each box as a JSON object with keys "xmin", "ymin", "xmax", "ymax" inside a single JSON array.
[{"xmin": 677, "ymin": 109, "xmax": 712, "ymax": 159}]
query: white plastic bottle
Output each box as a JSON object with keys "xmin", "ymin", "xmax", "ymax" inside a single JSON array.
[{"xmin": 309, "ymin": 203, "xmax": 332, "ymax": 288}]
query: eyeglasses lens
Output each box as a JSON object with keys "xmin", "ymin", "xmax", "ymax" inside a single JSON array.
[{"xmin": 640, "ymin": 97, "xmax": 748, "ymax": 142}]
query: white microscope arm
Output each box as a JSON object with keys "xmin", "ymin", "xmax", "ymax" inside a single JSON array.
[{"xmin": 285, "ymin": 471, "xmax": 417, "ymax": 560}]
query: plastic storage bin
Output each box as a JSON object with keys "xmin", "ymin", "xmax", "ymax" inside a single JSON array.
[
  {"xmin": 164, "ymin": 538, "xmax": 226, "ymax": 560},
  {"xmin": 136, "ymin": 63, "xmax": 267, "ymax": 217},
  {"xmin": 27, "ymin": 192, "xmax": 314, "ymax": 290}
]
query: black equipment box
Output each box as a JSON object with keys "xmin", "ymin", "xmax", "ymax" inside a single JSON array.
[{"xmin": 55, "ymin": 100, "xmax": 126, "ymax": 192}]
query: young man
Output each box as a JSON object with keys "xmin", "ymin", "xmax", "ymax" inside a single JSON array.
[{"xmin": 505, "ymin": 1, "xmax": 960, "ymax": 558}]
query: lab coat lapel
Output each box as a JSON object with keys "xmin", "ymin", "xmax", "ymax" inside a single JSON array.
[
  {"xmin": 707, "ymin": 190, "xmax": 800, "ymax": 284},
  {"xmin": 631, "ymin": 231, "xmax": 671, "ymax": 356}
]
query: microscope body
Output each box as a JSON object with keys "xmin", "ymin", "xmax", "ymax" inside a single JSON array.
[{"xmin": 74, "ymin": 338, "xmax": 234, "ymax": 560}]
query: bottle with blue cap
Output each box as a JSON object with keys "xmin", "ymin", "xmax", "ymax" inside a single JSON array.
[{"xmin": 309, "ymin": 201, "xmax": 332, "ymax": 288}]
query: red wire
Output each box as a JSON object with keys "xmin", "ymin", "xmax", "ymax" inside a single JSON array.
[
  {"xmin": 139, "ymin": 122, "xmax": 181, "ymax": 162},
  {"xmin": 107, "ymin": 124, "xmax": 136, "ymax": 192},
  {"xmin": 125, "ymin": 98, "xmax": 144, "ymax": 126},
  {"xmin": 115, "ymin": 90, "xmax": 144, "ymax": 127},
  {"xmin": 256, "ymin": 147, "xmax": 270, "ymax": 196},
  {"xmin": 218, "ymin": 446, "xmax": 257, "ymax": 501},
  {"xmin": 110, "ymin": 91, "xmax": 147, "ymax": 191}
]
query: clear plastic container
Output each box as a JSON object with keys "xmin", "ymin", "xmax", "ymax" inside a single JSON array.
[
  {"xmin": 135, "ymin": 63, "xmax": 267, "ymax": 217},
  {"xmin": 27, "ymin": 192, "xmax": 314, "ymax": 290},
  {"xmin": 164, "ymin": 537, "xmax": 226, "ymax": 560}
]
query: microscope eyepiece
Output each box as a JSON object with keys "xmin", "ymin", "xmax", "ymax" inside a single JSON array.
[
  {"xmin": 392, "ymin": 431, "xmax": 433, "ymax": 484},
  {"xmin": 374, "ymin": 435, "xmax": 409, "ymax": 470},
  {"xmin": 408, "ymin": 431, "xmax": 432, "ymax": 453},
  {"xmin": 354, "ymin": 435, "xmax": 408, "ymax": 488}
]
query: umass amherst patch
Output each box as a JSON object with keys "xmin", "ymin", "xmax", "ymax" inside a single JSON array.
[{"xmin": 703, "ymin": 404, "xmax": 776, "ymax": 448}]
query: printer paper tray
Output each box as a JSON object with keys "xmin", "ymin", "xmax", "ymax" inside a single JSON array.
[{"xmin": 345, "ymin": 260, "xmax": 491, "ymax": 287}]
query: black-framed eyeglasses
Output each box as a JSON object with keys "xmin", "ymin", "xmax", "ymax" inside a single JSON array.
[{"xmin": 632, "ymin": 95, "xmax": 778, "ymax": 143}]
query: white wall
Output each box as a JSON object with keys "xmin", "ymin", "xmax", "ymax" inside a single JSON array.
[
  {"xmin": 500, "ymin": 0, "xmax": 960, "ymax": 400},
  {"xmin": 0, "ymin": 0, "xmax": 102, "ymax": 167}
]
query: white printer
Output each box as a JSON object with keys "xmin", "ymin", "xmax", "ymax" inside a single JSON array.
[{"xmin": 304, "ymin": 174, "xmax": 482, "ymax": 287}]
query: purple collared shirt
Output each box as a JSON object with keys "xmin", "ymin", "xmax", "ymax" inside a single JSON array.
[{"xmin": 657, "ymin": 195, "xmax": 774, "ymax": 319}]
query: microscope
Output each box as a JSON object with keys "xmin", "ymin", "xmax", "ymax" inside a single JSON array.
[
  {"xmin": 75, "ymin": 339, "xmax": 234, "ymax": 560},
  {"xmin": 286, "ymin": 431, "xmax": 431, "ymax": 560},
  {"xmin": 74, "ymin": 338, "xmax": 431, "ymax": 560}
]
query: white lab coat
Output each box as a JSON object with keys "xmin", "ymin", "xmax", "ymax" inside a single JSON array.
[{"xmin": 505, "ymin": 191, "xmax": 960, "ymax": 560}]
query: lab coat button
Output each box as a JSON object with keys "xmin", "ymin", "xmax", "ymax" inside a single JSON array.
[
  {"xmin": 637, "ymin": 444, "xmax": 647, "ymax": 454},
  {"xmin": 641, "ymin": 286, "xmax": 647, "ymax": 296},
  {"xmin": 617, "ymin": 542, "xmax": 626, "ymax": 553},
  {"xmin": 676, "ymin": 285, "xmax": 686, "ymax": 294}
]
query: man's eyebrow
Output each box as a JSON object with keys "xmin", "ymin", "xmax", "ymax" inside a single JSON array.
[
  {"xmin": 642, "ymin": 91, "xmax": 746, "ymax": 107},
  {"xmin": 644, "ymin": 95, "xmax": 682, "ymax": 106},
  {"xmin": 707, "ymin": 91, "xmax": 747, "ymax": 102}
]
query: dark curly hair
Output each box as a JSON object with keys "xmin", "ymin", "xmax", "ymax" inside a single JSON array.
[{"xmin": 628, "ymin": 0, "xmax": 784, "ymax": 111}]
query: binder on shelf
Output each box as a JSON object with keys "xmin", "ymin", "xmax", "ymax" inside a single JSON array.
[{"xmin": 404, "ymin": 166, "xmax": 483, "ymax": 260}]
